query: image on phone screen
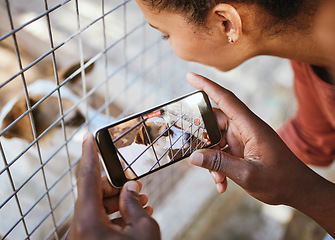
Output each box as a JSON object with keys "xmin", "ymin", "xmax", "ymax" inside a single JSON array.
[{"xmin": 96, "ymin": 91, "xmax": 221, "ymax": 187}]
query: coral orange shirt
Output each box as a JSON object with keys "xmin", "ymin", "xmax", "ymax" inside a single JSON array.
[{"xmin": 278, "ymin": 61, "xmax": 335, "ymax": 166}]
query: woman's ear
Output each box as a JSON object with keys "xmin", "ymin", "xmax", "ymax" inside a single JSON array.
[{"xmin": 212, "ymin": 3, "xmax": 242, "ymax": 43}]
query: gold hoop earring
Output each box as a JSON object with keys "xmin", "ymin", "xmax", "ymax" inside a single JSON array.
[{"xmin": 228, "ymin": 36, "xmax": 233, "ymax": 43}]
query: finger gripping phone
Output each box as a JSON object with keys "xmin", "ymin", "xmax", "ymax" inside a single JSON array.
[{"xmin": 95, "ymin": 90, "xmax": 221, "ymax": 187}]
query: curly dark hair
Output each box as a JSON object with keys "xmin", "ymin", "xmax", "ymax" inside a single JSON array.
[{"xmin": 141, "ymin": 0, "xmax": 319, "ymax": 34}]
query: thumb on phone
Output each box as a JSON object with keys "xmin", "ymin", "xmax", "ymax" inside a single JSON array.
[{"xmin": 76, "ymin": 132, "xmax": 104, "ymax": 219}]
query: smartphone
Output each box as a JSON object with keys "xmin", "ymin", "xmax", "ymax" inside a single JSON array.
[{"xmin": 95, "ymin": 90, "xmax": 221, "ymax": 187}]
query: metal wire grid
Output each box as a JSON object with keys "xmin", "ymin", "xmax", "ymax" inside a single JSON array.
[
  {"xmin": 1, "ymin": 1, "xmax": 83, "ymax": 239},
  {"xmin": 0, "ymin": 0, "xmax": 193, "ymax": 239}
]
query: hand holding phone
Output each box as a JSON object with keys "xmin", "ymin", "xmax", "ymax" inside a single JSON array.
[{"xmin": 95, "ymin": 91, "xmax": 221, "ymax": 187}]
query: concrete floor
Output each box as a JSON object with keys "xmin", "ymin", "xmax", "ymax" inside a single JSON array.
[{"xmin": 177, "ymin": 182, "xmax": 326, "ymax": 240}]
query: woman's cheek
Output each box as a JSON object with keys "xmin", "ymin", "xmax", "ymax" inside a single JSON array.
[{"xmin": 172, "ymin": 44, "xmax": 196, "ymax": 62}]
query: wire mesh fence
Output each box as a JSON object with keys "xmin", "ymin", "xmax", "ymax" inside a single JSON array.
[{"xmin": 0, "ymin": 0, "xmax": 297, "ymax": 239}]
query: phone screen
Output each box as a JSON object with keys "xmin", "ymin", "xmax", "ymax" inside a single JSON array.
[{"xmin": 96, "ymin": 91, "xmax": 221, "ymax": 187}]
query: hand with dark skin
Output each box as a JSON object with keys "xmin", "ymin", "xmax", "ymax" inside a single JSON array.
[
  {"xmin": 66, "ymin": 132, "xmax": 161, "ymax": 240},
  {"xmin": 187, "ymin": 72, "xmax": 335, "ymax": 237}
]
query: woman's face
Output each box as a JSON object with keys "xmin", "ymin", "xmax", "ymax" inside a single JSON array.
[{"xmin": 135, "ymin": 0, "xmax": 255, "ymax": 71}]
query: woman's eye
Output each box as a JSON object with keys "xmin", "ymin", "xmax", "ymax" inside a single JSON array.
[{"xmin": 161, "ymin": 35, "xmax": 170, "ymax": 40}]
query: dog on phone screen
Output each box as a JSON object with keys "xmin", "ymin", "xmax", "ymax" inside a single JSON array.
[{"xmin": 118, "ymin": 117, "xmax": 191, "ymax": 177}]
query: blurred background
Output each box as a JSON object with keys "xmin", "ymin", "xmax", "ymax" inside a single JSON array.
[{"xmin": 0, "ymin": 0, "xmax": 328, "ymax": 239}]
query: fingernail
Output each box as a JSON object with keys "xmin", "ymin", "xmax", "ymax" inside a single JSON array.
[
  {"xmin": 126, "ymin": 181, "xmax": 139, "ymax": 193},
  {"xmin": 187, "ymin": 72, "xmax": 198, "ymax": 79},
  {"xmin": 211, "ymin": 171, "xmax": 217, "ymax": 179},
  {"xmin": 190, "ymin": 152, "xmax": 204, "ymax": 166},
  {"xmin": 83, "ymin": 132, "xmax": 90, "ymax": 142}
]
